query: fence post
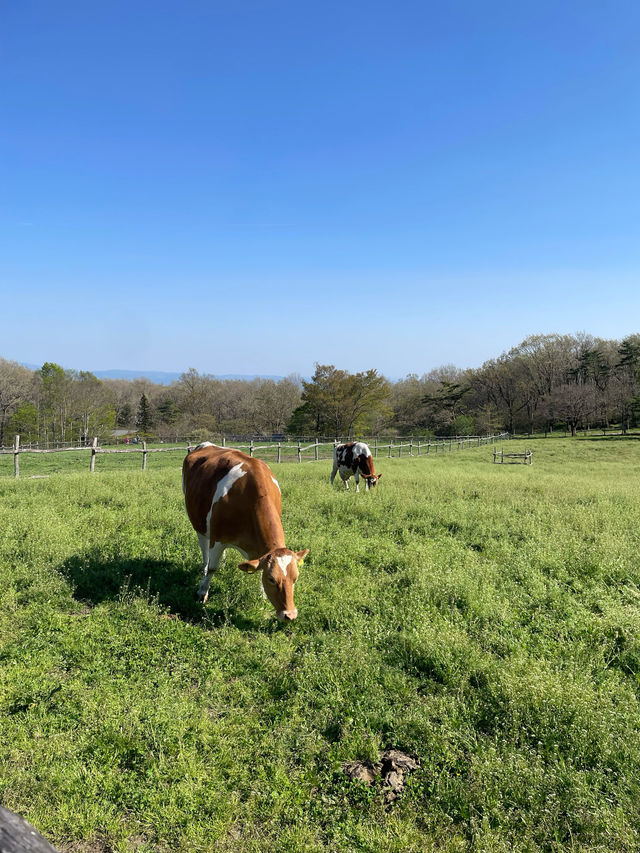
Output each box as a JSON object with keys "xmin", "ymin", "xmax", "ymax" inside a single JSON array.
[
  {"xmin": 374, "ymin": 438, "xmax": 378, "ymax": 459},
  {"xmin": 13, "ymin": 435, "xmax": 19, "ymax": 478},
  {"xmin": 388, "ymin": 440, "xmax": 392, "ymax": 458},
  {"xmin": 250, "ymin": 440, "xmax": 254, "ymax": 457},
  {"xmin": 315, "ymin": 438, "xmax": 319, "ymax": 461},
  {"xmin": 222, "ymin": 436, "xmax": 226, "ymax": 447},
  {"xmin": 90, "ymin": 437, "xmax": 97, "ymax": 473},
  {"xmin": 277, "ymin": 442, "xmax": 282, "ymax": 464},
  {"xmin": 398, "ymin": 440, "xmax": 402, "ymax": 458},
  {"xmin": 297, "ymin": 442, "xmax": 302, "ymax": 463},
  {"xmin": 417, "ymin": 439, "xmax": 421, "ymax": 456},
  {"xmin": 142, "ymin": 441, "xmax": 147, "ymax": 470}
]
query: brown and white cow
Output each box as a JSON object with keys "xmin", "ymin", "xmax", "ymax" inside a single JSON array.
[
  {"xmin": 182, "ymin": 442, "xmax": 309, "ymax": 621},
  {"xmin": 331, "ymin": 441, "xmax": 382, "ymax": 492}
]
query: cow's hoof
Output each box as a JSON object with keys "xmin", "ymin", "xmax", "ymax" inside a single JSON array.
[{"xmin": 196, "ymin": 591, "xmax": 209, "ymax": 604}]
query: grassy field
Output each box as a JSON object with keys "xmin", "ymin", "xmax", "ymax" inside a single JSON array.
[{"xmin": 1, "ymin": 437, "xmax": 639, "ymax": 852}]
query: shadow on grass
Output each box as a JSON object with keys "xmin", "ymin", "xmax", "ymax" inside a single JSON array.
[
  {"xmin": 510, "ymin": 433, "xmax": 640, "ymax": 442},
  {"xmin": 60, "ymin": 549, "xmax": 268, "ymax": 631},
  {"xmin": 580, "ymin": 435, "xmax": 640, "ymax": 442}
]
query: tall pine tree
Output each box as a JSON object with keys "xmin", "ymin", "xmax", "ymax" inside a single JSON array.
[{"xmin": 135, "ymin": 394, "xmax": 154, "ymax": 435}]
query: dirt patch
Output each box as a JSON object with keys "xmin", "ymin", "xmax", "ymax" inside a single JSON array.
[{"xmin": 343, "ymin": 749, "xmax": 420, "ymax": 803}]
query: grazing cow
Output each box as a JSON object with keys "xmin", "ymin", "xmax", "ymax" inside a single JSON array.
[
  {"xmin": 182, "ymin": 442, "xmax": 309, "ymax": 621},
  {"xmin": 331, "ymin": 441, "xmax": 382, "ymax": 492}
]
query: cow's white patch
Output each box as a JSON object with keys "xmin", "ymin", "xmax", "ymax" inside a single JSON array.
[
  {"xmin": 212, "ymin": 462, "xmax": 247, "ymax": 505},
  {"xmin": 276, "ymin": 554, "xmax": 292, "ymax": 577},
  {"xmin": 353, "ymin": 441, "xmax": 371, "ymax": 458},
  {"xmin": 197, "ymin": 540, "xmax": 224, "ymax": 601},
  {"xmin": 194, "ymin": 441, "xmax": 215, "ymax": 450},
  {"xmin": 198, "ymin": 532, "xmax": 210, "ymax": 568},
  {"xmin": 271, "ymin": 476, "xmax": 281, "ymax": 493},
  {"xmin": 203, "ymin": 463, "xmax": 247, "ymax": 539}
]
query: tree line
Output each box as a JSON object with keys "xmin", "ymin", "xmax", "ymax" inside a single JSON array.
[{"xmin": 1, "ymin": 331, "xmax": 639, "ymax": 447}]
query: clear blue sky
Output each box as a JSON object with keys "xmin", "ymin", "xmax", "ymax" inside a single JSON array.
[{"xmin": 2, "ymin": 1, "xmax": 639, "ymax": 378}]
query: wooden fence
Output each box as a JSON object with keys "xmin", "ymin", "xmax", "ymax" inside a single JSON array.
[
  {"xmin": 493, "ymin": 447, "xmax": 532, "ymax": 465},
  {"xmin": 2, "ymin": 433, "xmax": 510, "ymax": 478}
]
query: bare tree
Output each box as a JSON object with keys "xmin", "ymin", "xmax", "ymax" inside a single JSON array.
[
  {"xmin": 546, "ymin": 382, "xmax": 597, "ymax": 436},
  {"xmin": 475, "ymin": 356, "xmax": 525, "ymax": 434},
  {"xmin": 68, "ymin": 371, "xmax": 117, "ymax": 442}
]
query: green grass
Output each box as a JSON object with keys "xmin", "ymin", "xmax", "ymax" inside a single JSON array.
[{"xmin": 1, "ymin": 437, "xmax": 640, "ymax": 851}]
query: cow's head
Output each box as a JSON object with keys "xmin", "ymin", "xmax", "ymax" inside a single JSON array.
[
  {"xmin": 365, "ymin": 473, "xmax": 382, "ymax": 490},
  {"xmin": 238, "ymin": 547, "xmax": 309, "ymax": 621}
]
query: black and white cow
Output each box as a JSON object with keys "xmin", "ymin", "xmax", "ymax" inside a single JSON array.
[{"xmin": 331, "ymin": 441, "xmax": 382, "ymax": 492}]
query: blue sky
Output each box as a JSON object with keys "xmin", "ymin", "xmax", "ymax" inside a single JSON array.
[{"xmin": 1, "ymin": 1, "xmax": 639, "ymax": 378}]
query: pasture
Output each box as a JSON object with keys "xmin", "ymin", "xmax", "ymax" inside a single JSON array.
[{"xmin": 1, "ymin": 438, "xmax": 639, "ymax": 852}]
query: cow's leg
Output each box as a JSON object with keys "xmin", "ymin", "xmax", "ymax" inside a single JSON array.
[
  {"xmin": 197, "ymin": 539, "xmax": 224, "ymax": 603},
  {"xmin": 340, "ymin": 471, "xmax": 350, "ymax": 490},
  {"xmin": 354, "ymin": 470, "xmax": 360, "ymax": 493},
  {"xmin": 330, "ymin": 462, "xmax": 338, "ymax": 486}
]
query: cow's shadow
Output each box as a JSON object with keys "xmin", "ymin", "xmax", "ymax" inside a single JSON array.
[{"xmin": 60, "ymin": 549, "xmax": 267, "ymax": 630}]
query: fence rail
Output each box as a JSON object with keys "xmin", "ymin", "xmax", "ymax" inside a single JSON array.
[
  {"xmin": 2, "ymin": 433, "xmax": 510, "ymax": 478},
  {"xmin": 493, "ymin": 447, "xmax": 533, "ymax": 465}
]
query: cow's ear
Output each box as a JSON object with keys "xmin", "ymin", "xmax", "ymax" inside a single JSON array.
[
  {"xmin": 376, "ymin": 474, "xmax": 382, "ymax": 480},
  {"xmin": 238, "ymin": 559, "xmax": 261, "ymax": 573},
  {"xmin": 295, "ymin": 549, "xmax": 309, "ymax": 564}
]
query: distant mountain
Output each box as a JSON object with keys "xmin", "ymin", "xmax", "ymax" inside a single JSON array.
[
  {"xmin": 20, "ymin": 364, "xmax": 283, "ymax": 384},
  {"xmin": 214, "ymin": 374, "xmax": 286, "ymax": 381},
  {"xmin": 92, "ymin": 369, "xmax": 182, "ymax": 384}
]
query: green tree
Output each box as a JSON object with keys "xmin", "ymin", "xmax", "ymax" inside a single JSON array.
[
  {"xmin": 287, "ymin": 401, "xmax": 317, "ymax": 436},
  {"xmin": 135, "ymin": 394, "xmax": 154, "ymax": 435},
  {"xmin": 343, "ymin": 369, "xmax": 391, "ymax": 435},
  {"xmin": 7, "ymin": 402, "xmax": 39, "ymax": 443},
  {"xmin": 117, "ymin": 403, "xmax": 133, "ymax": 427},
  {"xmin": 0, "ymin": 359, "xmax": 33, "ymax": 446},
  {"xmin": 299, "ymin": 364, "xmax": 350, "ymax": 436},
  {"xmin": 156, "ymin": 397, "xmax": 181, "ymax": 426},
  {"xmin": 617, "ymin": 336, "xmax": 640, "ymax": 376},
  {"xmin": 617, "ymin": 336, "xmax": 640, "ymax": 430},
  {"xmin": 422, "ymin": 381, "xmax": 471, "ymax": 435},
  {"xmin": 290, "ymin": 364, "xmax": 390, "ymax": 438}
]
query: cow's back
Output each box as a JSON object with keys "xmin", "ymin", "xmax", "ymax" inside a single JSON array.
[
  {"xmin": 352, "ymin": 441, "xmax": 375, "ymax": 476},
  {"xmin": 335, "ymin": 441, "xmax": 373, "ymax": 472},
  {"xmin": 182, "ymin": 445, "xmax": 282, "ymax": 545}
]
